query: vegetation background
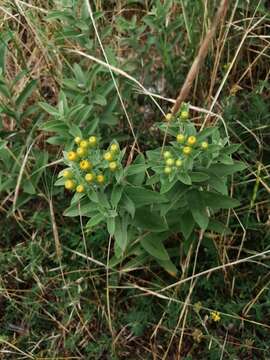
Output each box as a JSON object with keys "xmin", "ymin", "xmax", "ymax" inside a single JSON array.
[{"xmin": 0, "ymin": 0, "xmax": 269, "ymax": 359}]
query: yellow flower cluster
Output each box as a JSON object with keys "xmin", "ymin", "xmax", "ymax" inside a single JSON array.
[
  {"xmin": 162, "ymin": 133, "xmax": 209, "ymax": 175},
  {"xmin": 60, "ymin": 136, "xmax": 121, "ymax": 193},
  {"xmin": 163, "ymin": 151, "xmax": 182, "ymax": 175}
]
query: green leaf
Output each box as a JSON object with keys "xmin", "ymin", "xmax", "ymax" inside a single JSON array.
[
  {"xmin": 177, "ymin": 172, "xmax": 192, "ymax": 185},
  {"xmin": 208, "ymin": 174, "xmax": 228, "ymax": 194},
  {"xmin": 202, "ymin": 191, "xmax": 240, "ymax": 209},
  {"xmin": 121, "ymin": 193, "xmax": 135, "ymax": 218},
  {"xmin": 189, "ymin": 172, "xmax": 209, "ymax": 182},
  {"xmin": 134, "ymin": 208, "xmax": 168, "ymax": 232},
  {"xmin": 125, "ymin": 163, "xmax": 147, "ymax": 176},
  {"xmin": 15, "ymin": 79, "xmax": 37, "ymax": 109},
  {"xmin": 106, "ymin": 217, "xmax": 115, "ymax": 236},
  {"xmin": 179, "ymin": 212, "xmax": 195, "ymax": 240},
  {"xmin": 40, "ymin": 120, "xmax": 69, "ymax": 132},
  {"xmin": 86, "ymin": 213, "xmax": 105, "ymax": 228},
  {"xmin": 111, "ymin": 185, "xmax": 123, "ymax": 208},
  {"xmin": 207, "ymin": 219, "xmax": 231, "ymax": 234},
  {"xmin": 125, "ymin": 185, "xmax": 167, "ymax": 207},
  {"xmin": 64, "ymin": 198, "xmax": 98, "ymax": 217},
  {"xmin": 208, "ymin": 162, "xmax": 246, "ymax": 177},
  {"xmin": 197, "ymin": 127, "xmax": 218, "ymax": 141},
  {"xmin": 141, "ymin": 232, "xmax": 170, "ymax": 261},
  {"xmin": 155, "ymin": 257, "xmax": 178, "ymax": 277},
  {"xmin": 126, "ymin": 154, "xmax": 146, "ymax": 186},
  {"xmin": 186, "ymin": 189, "xmax": 209, "ymax": 230},
  {"xmin": 114, "ymin": 216, "xmax": 128, "ymax": 252},
  {"xmin": 39, "ymin": 102, "xmax": 59, "ymax": 116}
]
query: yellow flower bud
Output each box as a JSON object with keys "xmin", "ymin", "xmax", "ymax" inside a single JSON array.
[
  {"xmin": 80, "ymin": 160, "xmax": 91, "ymax": 170},
  {"xmin": 89, "ymin": 136, "xmax": 97, "ymax": 147},
  {"xmin": 110, "ymin": 143, "xmax": 119, "ymax": 152},
  {"xmin": 163, "ymin": 151, "xmax": 171, "ymax": 159},
  {"xmin": 63, "ymin": 169, "xmax": 73, "ymax": 178},
  {"xmin": 164, "ymin": 113, "xmax": 173, "ymax": 122},
  {"xmin": 175, "ymin": 159, "xmax": 182, "ymax": 167},
  {"xmin": 65, "ymin": 179, "xmax": 75, "ymax": 190},
  {"xmin": 187, "ymin": 136, "xmax": 197, "ymax": 146},
  {"xmin": 176, "ymin": 134, "xmax": 185, "ymax": 143},
  {"xmin": 201, "ymin": 141, "xmax": 209, "ymax": 150},
  {"xmin": 76, "ymin": 184, "xmax": 84, "ymax": 193},
  {"xmin": 74, "ymin": 136, "xmax": 81, "ymax": 144},
  {"xmin": 109, "ymin": 161, "xmax": 117, "ymax": 171},
  {"xmin": 80, "ymin": 140, "xmax": 89, "ymax": 149},
  {"xmin": 164, "ymin": 166, "xmax": 172, "ymax": 174},
  {"xmin": 77, "ymin": 147, "xmax": 86, "ymax": 157},
  {"xmin": 97, "ymin": 174, "xmax": 105, "ymax": 184},
  {"xmin": 166, "ymin": 158, "xmax": 174, "ymax": 166},
  {"xmin": 103, "ymin": 152, "xmax": 113, "ymax": 161},
  {"xmin": 67, "ymin": 151, "xmax": 77, "ymax": 161},
  {"xmin": 180, "ymin": 110, "xmax": 189, "ymax": 120},
  {"xmin": 183, "ymin": 146, "xmax": 192, "ymax": 155},
  {"xmin": 85, "ymin": 173, "xmax": 95, "ymax": 182}
]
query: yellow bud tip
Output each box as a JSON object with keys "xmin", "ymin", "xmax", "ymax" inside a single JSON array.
[
  {"xmin": 67, "ymin": 151, "xmax": 77, "ymax": 161},
  {"xmin": 176, "ymin": 134, "xmax": 185, "ymax": 143},
  {"xmin": 89, "ymin": 136, "xmax": 97, "ymax": 146},
  {"xmin": 187, "ymin": 136, "xmax": 197, "ymax": 146},
  {"xmin": 180, "ymin": 110, "xmax": 189, "ymax": 119},
  {"xmin": 85, "ymin": 173, "xmax": 95, "ymax": 182},
  {"xmin": 166, "ymin": 158, "xmax": 174, "ymax": 166},
  {"xmin": 164, "ymin": 113, "xmax": 173, "ymax": 122},
  {"xmin": 103, "ymin": 152, "xmax": 113, "ymax": 161},
  {"xmin": 97, "ymin": 174, "xmax": 105, "ymax": 184},
  {"xmin": 76, "ymin": 184, "xmax": 84, "ymax": 193},
  {"xmin": 109, "ymin": 161, "xmax": 117, "ymax": 171},
  {"xmin": 74, "ymin": 137, "xmax": 81, "ymax": 144},
  {"xmin": 65, "ymin": 180, "xmax": 75, "ymax": 190},
  {"xmin": 164, "ymin": 166, "xmax": 172, "ymax": 174},
  {"xmin": 163, "ymin": 151, "xmax": 171, "ymax": 159},
  {"xmin": 110, "ymin": 143, "xmax": 119, "ymax": 152},
  {"xmin": 80, "ymin": 160, "xmax": 91, "ymax": 170},
  {"xmin": 183, "ymin": 146, "xmax": 192, "ymax": 155},
  {"xmin": 175, "ymin": 159, "xmax": 182, "ymax": 167},
  {"xmin": 201, "ymin": 141, "xmax": 208, "ymax": 149}
]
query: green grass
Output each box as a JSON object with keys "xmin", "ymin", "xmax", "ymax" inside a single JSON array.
[{"xmin": 0, "ymin": 1, "xmax": 270, "ymax": 359}]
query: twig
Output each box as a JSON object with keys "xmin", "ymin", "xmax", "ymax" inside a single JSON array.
[{"xmin": 171, "ymin": 0, "xmax": 229, "ymax": 115}]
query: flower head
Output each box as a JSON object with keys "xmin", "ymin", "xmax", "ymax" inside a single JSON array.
[
  {"xmin": 85, "ymin": 173, "xmax": 95, "ymax": 182},
  {"xmin": 63, "ymin": 169, "xmax": 73, "ymax": 178},
  {"xmin": 74, "ymin": 137, "xmax": 81, "ymax": 145},
  {"xmin": 187, "ymin": 136, "xmax": 197, "ymax": 146},
  {"xmin": 183, "ymin": 146, "xmax": 192, "ymax": 155},
  {"xmin": 65, "ymin": 179, "xmax": 75, "ymax": 190},
  {"xmin": 89, "ymin": 136, "xmax": 97, "ymax": 147},
  {"xmin": 110, "ymin": 143, "xmax": 119, "ymax": 153},
  {"xmin": 104, "ymin": 152, "xmax": 113, "ymax": 161},
  {"xmin": 164, "ymin": 166, "xmax": 172, "ymax": 174},
  {"xmin": 97, "ymin": 174, "xmax": 105, "ymax": 184},
  {"xmin": 67, "ymin": 151, "xmax": 77, "ymax": 161},
  {"xmin": 176, "ymin": 134, "xmax": 185, "ymax": 143},
  {"xmin": 76, "ymin": 184, "xmax": 84, "ymax": 193},
  {"xmin": 80, "ymin": 160, "xmax": 91, "ymax": 170},
  {"xmin": 210, "ymin": 311, "xmax": 221, "ymax": 322},
  {"xmin": 201, "ymin": 141, "xmax": 209, "ymax": 150},
  {"xmin": 109, "ymin": 161, "xmax": 117, "ymax": 171}
]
